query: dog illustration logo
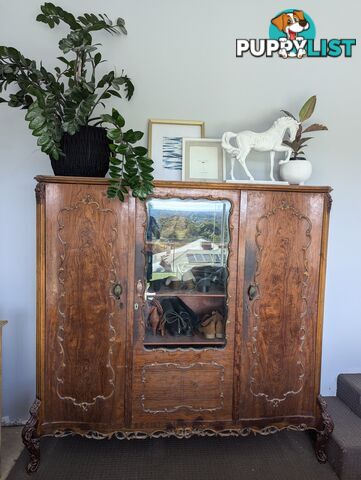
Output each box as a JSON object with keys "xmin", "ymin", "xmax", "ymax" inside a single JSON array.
[{"xmin": 269, "ymin": 9, "xmax": 315, "ymax": 59}]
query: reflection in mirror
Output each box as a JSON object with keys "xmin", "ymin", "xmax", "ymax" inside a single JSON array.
[
  {"xmin": 144, "ymin": 198, "xmax": 231, "ymax": 348},
  {"xmin": 146, "ymin": 199, "xmax": 230, "ymax": 295}
]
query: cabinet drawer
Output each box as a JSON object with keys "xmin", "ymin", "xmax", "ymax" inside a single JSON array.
[{"xmin": 141, "ymin": 362, "xmax": 224, "ymax": 413}]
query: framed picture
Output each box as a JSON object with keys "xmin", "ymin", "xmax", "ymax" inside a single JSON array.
[
  {"xmin": 148, "ymin": 119, "xmax": 205, "ymax": 180},
  {"xmin": 182, "ymin": 138, "xmax": 225, "ymax": 182}
]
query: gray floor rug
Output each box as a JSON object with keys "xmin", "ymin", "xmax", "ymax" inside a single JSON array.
[{"xmin": 8, "ymin": 431, "xmax": 337, "ymax": 480}]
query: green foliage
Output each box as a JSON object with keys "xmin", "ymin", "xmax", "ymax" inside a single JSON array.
[
  {"xmin": 0, "ymin": 3, "xmax": 152, "ymax": 201},
  {"xmin": 25, "ymin": 97, "xmax": 62, "ymax": 159},
  {"xmin": 102, "ymin": 109, "xmax": 153, "ymax": 201},
  {"xmin": 282, "ymin": 95, "xmax": 328, "ymax": 158},
  {"xmin": 299, "ymin": 95, "xmax": 317, "ymax": 123}
]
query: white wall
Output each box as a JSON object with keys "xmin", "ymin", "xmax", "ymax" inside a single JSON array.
[{"xmin": 1, "ymin": 0, "xmax": 360, "ymax": 421}]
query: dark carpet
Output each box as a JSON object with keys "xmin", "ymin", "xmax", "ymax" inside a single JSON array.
[{"xmin": 8, "ymin": 431, "xmax": 337, "ymax": 480}]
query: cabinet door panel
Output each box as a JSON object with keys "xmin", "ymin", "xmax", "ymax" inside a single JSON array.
[
  {"xmin": 131, "ymin": 188, "xmax": 240, "ymax": 426},
  {"xmin": 238, "ymin": 191, "xmax": 324, "ymax": 419},
  {"xmin": 42, "ymin": 184, "xmax": 128, "ymax": 429}
]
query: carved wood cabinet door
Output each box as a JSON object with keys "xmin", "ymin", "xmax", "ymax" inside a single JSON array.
[
  {"xmin": 130, "ymin": 187, "xmax": 240, "ymax": 427},
  {"xmin": 40, "ymin": 183, "xmax": 128, "ymax": 431},
  {"xmin": 237, "ymin": 191, "xmax": 326, "ymax": 421}
]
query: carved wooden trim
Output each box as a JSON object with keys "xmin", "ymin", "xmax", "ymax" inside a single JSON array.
[
  {"xmin": 22, "ymin": 398, "xmax": 41, "ymax": 474},
  {"xmin": 139, "ymin": 193, "xmax": 234, "ymax": 349},
  {"xmin": 34, "ymin": 176, "xmax": 332, "ymax": 194},
  {"xmin": 50, "ymin": 422, "xmax": 317, "ymax": 441},
  {"xmin": 35, "ymin": 182, "xmax": 46, "ymax": 203},
  {"xmin": 56, "ymin": 194, "xmax": 118, "ymax": 411},
  {"xmin": 315, "ymin": 395, "xmax": 334, "ymax": 463},
  {"xmin": 249, "ymin": 200, "xmax": 312, "ymax": 407},
  {"xmin": 326, "ymin": 193, "xmax": 333, "ymax": 213},
  {"xmin": 140, "ymin": 362, "xmax": 225, "ymax": 413}
]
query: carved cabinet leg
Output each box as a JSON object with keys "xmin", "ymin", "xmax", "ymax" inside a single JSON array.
[
  {"xmin": 315, "ymin": 395, "xmax": 334, "ymax": 463},
  {"xmin": 22, "ymin": 398, "xmax": 41, "ymax": 474}
]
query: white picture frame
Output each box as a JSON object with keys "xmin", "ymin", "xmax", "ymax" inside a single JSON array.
[
  {"xmin": 148, "ymin": 119, "xmax": 205, "ymax": 181},
  {"xmin": 182, "ymin": 138, "xmax": 225, "ymax": 182}
]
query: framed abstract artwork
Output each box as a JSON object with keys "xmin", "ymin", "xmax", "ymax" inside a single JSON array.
[
  {"xmin": 148, "ymin": 119, "xmax": 205, "ymax": 180},
  {"xmin": 182, "ymin": 138, "xmax": 225, "ymax": 182}
]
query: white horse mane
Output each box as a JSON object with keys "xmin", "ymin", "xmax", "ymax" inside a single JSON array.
[
  {"xmin": 222, "ymin": 116, "xmax": 299, "ymax": 182},
  {"xmin": 274, "ymin": 116, "xmax": 296, "ymax": 127}
]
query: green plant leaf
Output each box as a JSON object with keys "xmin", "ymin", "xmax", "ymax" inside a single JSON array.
[
  {"xmin": 29, "ymin": 115, "xmax": 46, "ymax": 130},
  {"xmin": 299, "ymin": 95, "xmax": 317, "ymax": 123},
  {"xmin": 123, "ymin": 75, "xmax": 134, "ymax": 100},
  {"xmin": 25, "ymin": 98, "xmax": 62, "ymax": 159},
  {"xmin": 107, "ymin": 128, "xmax": 122, "ymax": 141},
  {"xmin": 108, "ymin": 89, "xmax": 122, "ymax": 99},
  {"xmin": 37, "ymin": 3, "xmax": 80, "ymax": 30},
  {"xmin": 109, "ymin": 171, "xmax": 121, "ymax": 179},
  {"xmin": 111, "ymin": 108, "xmax": 123, "ymax": 122},
  {"xmin": 117, "ymin": 190, "xmax": 124, "ymax": 202},
  {"xmin": 110, "ymin": 157, "xmax": 122, "ymax": 165},
  {"xmin": 63, "ymin": 90, "xmax": 97, "ymax": 134},
  {"xmin": 133, "ymin": 146, "xmax": 148, "ymax": 156},
  {"xmin": 107, "ymin": 187, "xmax": 117, "ymax": 198},
  {"xmin": 116, "ymin": 144, "xmax": 128, "ymax": 154}
]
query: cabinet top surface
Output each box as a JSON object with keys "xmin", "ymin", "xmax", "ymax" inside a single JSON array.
[{"xmin": 35, "ymin": 176, "xmax": 332, "ymax": 193}]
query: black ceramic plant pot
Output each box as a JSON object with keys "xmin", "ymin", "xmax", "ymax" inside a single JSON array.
[{"xmin": 51, "ymin": 126, "xmax": 110, "ymax": 177}]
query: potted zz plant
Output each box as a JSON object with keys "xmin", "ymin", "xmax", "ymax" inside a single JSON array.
[
  {"xmin": 0, "ymin": 3, "xmax": 153, "ymax": 202},
  {"xmin": 280, "ymin": 95, "xmax": 328, "ymax": 185}
]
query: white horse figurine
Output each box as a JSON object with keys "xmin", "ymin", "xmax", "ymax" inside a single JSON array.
[{"xmin": 222, "ymin": 117, "xmax": 299, "ymax": 181}]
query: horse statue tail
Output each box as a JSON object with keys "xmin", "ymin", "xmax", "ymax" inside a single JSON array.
[{"xmin": 222, "ymin": 132, "xmax": 239, "ymax": 156}]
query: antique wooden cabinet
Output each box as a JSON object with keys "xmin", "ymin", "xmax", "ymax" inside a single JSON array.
[{"xmin": 22, "ymin": 176, "xmax": 333, "ymax": 473}]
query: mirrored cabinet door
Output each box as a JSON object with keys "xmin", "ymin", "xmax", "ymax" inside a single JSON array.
[{"xmin": 142, "ymin": 197, "xmax": 231, "ymax": 348}]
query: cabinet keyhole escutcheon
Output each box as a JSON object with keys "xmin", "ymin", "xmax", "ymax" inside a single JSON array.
[
  {"xmin": 248, "ymin": 284, "xmax": 257, "ymax": 302},
  {"xmin": 113, "ymin": 283, "xmax": 122, "ymax": 299}
]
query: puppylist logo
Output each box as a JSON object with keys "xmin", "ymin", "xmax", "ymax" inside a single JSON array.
[{"xmin": 236, "ymin": 9, "xmax": 356, "ymax": 59}]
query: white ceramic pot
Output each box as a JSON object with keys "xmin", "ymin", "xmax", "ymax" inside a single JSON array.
[{"xmin": 280, "ymin": 160, "xmax": 312, "ymax": 185}]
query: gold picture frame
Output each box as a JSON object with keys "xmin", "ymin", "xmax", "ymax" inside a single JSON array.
[{"xmin": 148, "ymin": 119, "xmax": 205, "ymax": 180}]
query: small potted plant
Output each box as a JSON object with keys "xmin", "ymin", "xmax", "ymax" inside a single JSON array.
[
  {"xmin": 0, "ymin": 3, "xmax": 153, "ymax": 202},
  {"xmin": 280, "ymin": 95, "xmax": 328, "ymax": 185}
]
